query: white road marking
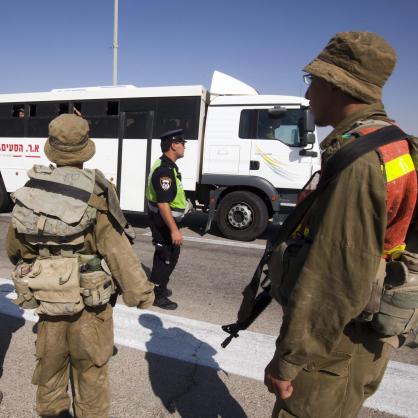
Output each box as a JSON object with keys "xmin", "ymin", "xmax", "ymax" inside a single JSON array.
[
  {"xmin": 141, "ymin": 231, "xmax": 266, "ymax": 250},
  {"xmin": 0, "ymin": 278, "xmax": 416, "ymax": 417}
]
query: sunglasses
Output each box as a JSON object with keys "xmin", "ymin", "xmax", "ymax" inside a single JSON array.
[{"xmin": 303, "ymin": 74, "xmax": 313, "ymax": 85}]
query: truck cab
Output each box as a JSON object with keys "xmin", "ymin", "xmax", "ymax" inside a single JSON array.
[{"xmin": 198, "ymin": 72, "xmax": 320, "ymax": 241}]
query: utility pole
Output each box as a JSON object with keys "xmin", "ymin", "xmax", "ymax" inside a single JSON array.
[{"xmin": 112, "ymin": 0, "xmax": 119, "ymax": 86}]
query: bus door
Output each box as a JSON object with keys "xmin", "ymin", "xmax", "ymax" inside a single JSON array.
[{"xmin": 118, "ymin": 111, "xmax": 154, "ymax": 212}]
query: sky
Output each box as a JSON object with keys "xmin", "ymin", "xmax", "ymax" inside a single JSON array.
[{"xmin": 1, "ymin": 0, "xmax": 417, "ymax": 136}]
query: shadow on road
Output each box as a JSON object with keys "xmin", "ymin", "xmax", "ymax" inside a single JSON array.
[
  {"xmin": 126, "ymin": 211, "xmax": 280, "ymax": 242},
  {"xmin": 139, "ymin": 313, "xmax": 247, "ymax": 418},
  {"xmin": 0, "ymin": 283, "xmax": 25, "ymax": 380}
]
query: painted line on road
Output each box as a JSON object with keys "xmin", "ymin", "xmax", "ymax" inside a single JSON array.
[
  {"xmin": 141, "ymin": 231, "xmax": 266, "ymax": 250},
  {"xmin": 0, "ymin": 278, "xmax": 416, "ymax": 417}
]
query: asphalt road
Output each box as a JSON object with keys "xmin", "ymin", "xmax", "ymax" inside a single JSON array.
[{"xmin": 0, "ymin": 212, "xmax": 416, "ymax": 418}]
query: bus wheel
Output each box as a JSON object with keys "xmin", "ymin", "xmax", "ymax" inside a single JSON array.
[
  {"xmin": 0, "ymin": 176, "xmax": 11, "ymax": 212},
  {"xmin": 215, "ymin": 191, "xmax": 268, "ymax": 241}
]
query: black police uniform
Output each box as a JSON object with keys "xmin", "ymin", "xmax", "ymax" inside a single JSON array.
[
  {"xmin": 147, "ymin": 129, "xmax": 186, "ymax": 309},
  {"xmin": 149, "ymin": 155, "xmax": 182, "ymax": 288}
]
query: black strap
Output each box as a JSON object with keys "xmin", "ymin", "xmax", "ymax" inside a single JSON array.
[
  {"xmin": 320, "ymin": 125, "xmax": 408, "ymax": 185},
  {"xmin": 25, "ymin": 178, "xmax": 91, "ymax": 202},
  {"xmin": 276, "ymin": 125, "xmax": 409, "ymax": 244}
]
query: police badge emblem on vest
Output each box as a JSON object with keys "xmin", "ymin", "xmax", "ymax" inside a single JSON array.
[{"xmin": 160, "ymin": 176, "xmax": 172, "ymax": 191}]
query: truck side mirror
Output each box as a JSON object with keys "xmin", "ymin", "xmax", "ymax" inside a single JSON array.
[
  {"xmin": 298, "ymin": 108, "xmax": 316, "ymax": 147},
  {"xmin": 268, "ymin": 106, "xmax": 287, "ymax": 119}
]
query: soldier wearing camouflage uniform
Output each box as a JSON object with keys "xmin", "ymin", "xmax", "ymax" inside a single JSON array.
[
  {"xmin": 264, "ymin": 32, "xmax": 417, "ymax": 417},
  {"xmin": 6, "ymin": 114, "xmax": 155, "ymax": 418}
]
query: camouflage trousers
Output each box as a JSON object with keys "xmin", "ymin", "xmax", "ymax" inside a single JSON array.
[
  {"xmin": 272, "ymin": 322, "xmax": 391, "ymax": 418},
  {"xmin": 32, "ymin": 304, "xmax": 114, "ymax": 418}
]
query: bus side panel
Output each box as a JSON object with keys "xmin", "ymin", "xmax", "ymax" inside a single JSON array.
[
  {"xmin": 119, "ymin": 138, "xmax": 148, "ymax": 211},
  {"xmin": 84, "ymin": 137, "xmax": 118, "ymax": 185},
  {"xmin": 0, "ymin": 136, "xmax": 47, "ymax": 191},
  {"xmin": 0, "ymin": 136, "xmax": 119, "ymax": 192}
]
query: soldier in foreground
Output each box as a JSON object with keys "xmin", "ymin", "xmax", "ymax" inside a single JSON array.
[
  {"xmin": 7, "ymin": 114, "xmax": 154, "ymax": 418},
  {"xmin": 264, "ymin": 32, "xmax": 417, "ymax": 417},
  {"xmin": 146, "ymin": 129, "xmax": 188, "ymax": 310}
]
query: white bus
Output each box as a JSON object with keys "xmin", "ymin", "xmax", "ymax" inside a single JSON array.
[{"xmin": 0, "ymin": 71, "xmax": 320, "ymax": 241}]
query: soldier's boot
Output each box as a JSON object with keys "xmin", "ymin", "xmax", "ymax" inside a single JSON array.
[
  {"xmin": 153, "ymin": 287, "xmax": 177, "ymax": 310},
  {"xmin": 0, "ymin": 390, "xmax": 3, "ymax": 405}
]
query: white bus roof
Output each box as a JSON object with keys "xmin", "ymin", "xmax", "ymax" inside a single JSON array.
[
  {"xmin": 0, "ymin": 84, "xmax": 209, "ymax": 103},
  {"xmin": 210, "ymin": 95, "xmax": 309, "ymax": 107}
]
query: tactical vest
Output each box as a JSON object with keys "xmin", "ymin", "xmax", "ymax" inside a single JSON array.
[
  {"xmin": 269, "ymin": 124, "xmax": 418, "ymax": 340},
  {"xmin": 11, "ymin": 165, "xmax": 114, "ymax": 316},
  {"xmin": 146, "ymin": 158, "xmax": 187, "ymax": 218},
  {"xmin": 351, "ymin": 124, "xmax": 418, "ymax": 338}
]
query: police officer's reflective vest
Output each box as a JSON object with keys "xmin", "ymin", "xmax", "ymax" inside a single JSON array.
[{"xmin": 146, "ymin": 158, "xmax": 187, "ymax": 218}]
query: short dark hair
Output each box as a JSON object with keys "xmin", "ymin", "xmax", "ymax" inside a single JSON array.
[{"xmin": 161, "ymin": 141, "xmax": 170, "ymax": 153}]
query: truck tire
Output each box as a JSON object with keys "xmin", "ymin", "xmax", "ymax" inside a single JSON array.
[
  {"xmin": 0, "ymin": 176, "xmax": 11, "ymax": 212},
  {"xmin": 215, "ymin": 191, "xmax": 268, "ymax": 241}
]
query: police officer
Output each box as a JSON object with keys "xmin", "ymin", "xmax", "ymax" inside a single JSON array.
[
  {"xmin": 146, "ymin": 129, "xmax": 187, "ymax": 310},
  {"xmin": 264, "ymin": 32, "xmax": 417, "ymax": 417},
  {"xmin": 7, "ymin": 114, "xmax": 154, "ymax": 418}
]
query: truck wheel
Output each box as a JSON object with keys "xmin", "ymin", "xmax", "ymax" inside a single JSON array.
[
  {"xmin": 0, "ymin": 176, "xmax": 11, "ymax": 212},
  {"xmin": 215, "ymin": 191, "xmax": 268, "ymax": 241}
]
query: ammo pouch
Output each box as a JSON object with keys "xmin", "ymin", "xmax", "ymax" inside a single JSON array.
[
  {"xmin": 28, "ymin": 255, "xmax": 84, "ymax": 316},
  {"xmin": 79, "ymin": 255, "xmax": 114, "ymax": 307},
  {"xmin": 369, "ymin": 251, "xmax": 418, "ymax": 336},
  {"xmin": 268, "ymin": 239, "xmax": 304, "ymax": 306}
]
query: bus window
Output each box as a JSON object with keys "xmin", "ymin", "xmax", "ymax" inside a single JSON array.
[
  {"xmin": 154, "ymin": 97, "xmax": 200, "ymax": 139},
  {"xmin": 76, "ymin": 100, "xmax": 119, "ymax": 138},
  {"xmin": 59, "ymin": 103, "xmax": 69, "ymax": 114},
  {"xmin": 0, "ymin": 104, "xmax": 12, "ymax": 117},
  {"xmin": 120, "ymin": 98, "xmax": 156, "ymax": 113},
  {"xmin": 107, "ymin": 101, "xmax": 119, "ymax": 116},
  {"xmin": 125, "ymin": 112, "xmax": 150, "ymax": 139},
  {"xmin": 12, "ymin": 104, "xmax": 25, "ymax": 118},
  {"xmin": 0, "ymin": 103, "xmax": 24, "ymax": 137},
  {"xmin": 82, "ymin": 101, "xmax": 106, "ymax": 116},
  {"xmin": 28, "ymin": 102, "xmax": 59, "ymax": 138},
  {"xmin": 73, "ymin": 102, "xmax": 82, "ymax": 115}
]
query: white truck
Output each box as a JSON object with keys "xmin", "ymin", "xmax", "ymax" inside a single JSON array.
[{"xmin": 0, "ymin": 71, "xmax": 320, "ymax": 241}]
